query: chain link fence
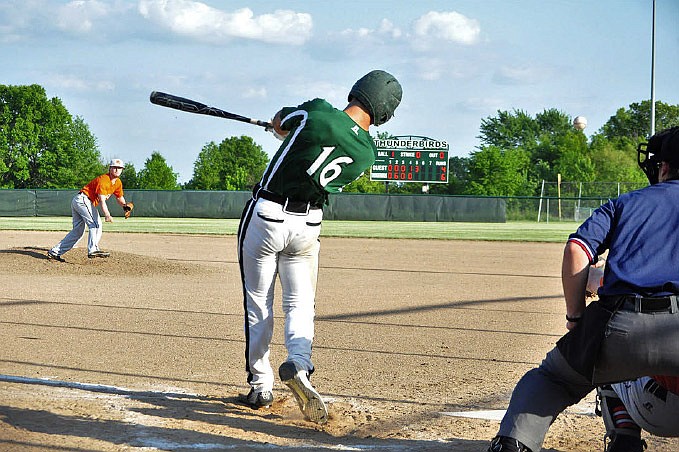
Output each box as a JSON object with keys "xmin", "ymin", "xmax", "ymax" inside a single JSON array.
[{"xmin": 527, "ymin": 180, "xmax": 649, "ymax": 223}]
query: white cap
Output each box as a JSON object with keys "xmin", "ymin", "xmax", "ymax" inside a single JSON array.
[{"xmin": 109, "ymin": 158, "xmax": 124, "ymax": 168}]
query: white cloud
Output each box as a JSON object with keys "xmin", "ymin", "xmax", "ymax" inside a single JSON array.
[
  {"xmin": 493, "ymin": 65, "xmax": 550, "ymax": 85},
  {"xmin": 338, "ymin": 18, "xmax": 403, "ymax": 42},
  {"xmin": 0, "ymin": 27, "xmax": 21, "ymax": 44},
  {"xmin": 0, "ymin": 0, "xmax": 137, "ymax": 41},
  {"xmin": 56, "ymin": 1, "xmax": 110, "ymax": 34},
  {"xmin": 47, "ymin": 74, "xmax": 116, "ymax": 92},
  {"xmin": 138, "ymin": 0, "xmax": 313, "ymax": 45},
  {"xmin": 413, "ymin": 57, "xmax": 480, "ymax": 82},
  {"xmin": 458, "ymin": 97, "xmax": 506, "ymax": 113},
  {"xmin": 286, "ymin": 80, "xmax": 347, "ymax": 106},
  {"xmin": 378, "ymin": 19, "xmax": 402, "ymax": 39},
  {"xmin": 412, "ymin": 11, "xmax": 480, "ymax": 48},
  {"xmin": 242, "ymin": 87, "xmax": 267, "ymax": 99}
]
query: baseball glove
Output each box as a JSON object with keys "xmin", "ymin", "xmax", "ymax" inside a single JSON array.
[{"xmin": 123, "ymin": 202, "xmax": 134, "ymax": 219}]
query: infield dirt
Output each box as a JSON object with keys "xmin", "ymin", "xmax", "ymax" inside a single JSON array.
[{"xmin": 0, "ymin": 231, "xmax": 677, "ymax": 451}]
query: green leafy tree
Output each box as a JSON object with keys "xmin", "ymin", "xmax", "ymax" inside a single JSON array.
[
  {"xmin": 432, "ymin": 156, "xmax": 469, "ymax": 194},
  {"xmin": 188, "ymin": 136, "xmax": 268, "ymax": 190},
  {"xmin": 529, "ymin": 110, "xmax": 578, "ymax": 184},
  {"xmin": 588, "ymin": 135, "xmax": 647, "ymax": 186},
  {"xmin": 601, "ymin": 100, "xmax": 679, "ymax": 141},
  {"xmin": 473, "ymin": 108, "xmax": 578, "ymax": 195},
  {"xmin": 119, "ymin": 162, "xmax": 140, "ymax": 189},
  {"xmin": 138, "ymin": 152, "xmax": 180, "ymax": 190},
  {"xmin": 342, "ymin": 172, "xmax": 386, "ymax": 193},
  {"xmin": 61, "ymin": 116, "xmax": 104, "ymax": 187},
  {"xmin": 0, "ymin": 84, "xmax": 101, "ymax": 188},
  {"xmin": 479, "ymin": 109, "xmax": 539, "ymax": 149},
  {"xmin": 589, "ymin": 100, "xmax": 679, "ymax": 186},
  {"xmin": 555, "ymin": 145, "xmax": 594, "ymax": 184},
  {"xmin": 465, "ymin": 146, "xmax": 533, "ymax": 196}
]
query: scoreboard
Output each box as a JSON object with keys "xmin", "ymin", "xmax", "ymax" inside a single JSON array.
[{"xmin": 370, "ymin": 135, "xmax": 448, "ymax": 183}]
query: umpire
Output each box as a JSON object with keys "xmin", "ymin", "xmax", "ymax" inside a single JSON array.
[{"xmin": 488, "ymin": 126, "xmax": 679, "ymax": 452}]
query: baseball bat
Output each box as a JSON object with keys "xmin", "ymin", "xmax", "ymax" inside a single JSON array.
[{"xmin": 149, "ymin": 91, "xmax": 272, "ymax": 129}]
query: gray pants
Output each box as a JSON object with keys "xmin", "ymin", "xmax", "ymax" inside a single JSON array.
[
  {"xmin": 50, "ymin": 193, "xmax": 103, "ymax": 256},
  {"xmin": 497, "ymin": 304, "xmax": 679, "ymax": 452}
]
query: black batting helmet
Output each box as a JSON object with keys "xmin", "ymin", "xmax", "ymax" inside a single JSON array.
[{"xmin": 348, "ymin": 70, "xmax": 402, "ymax": 126}]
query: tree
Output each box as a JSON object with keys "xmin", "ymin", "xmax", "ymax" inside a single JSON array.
[
  {"xmin": 478, "ymin": 109, "xmax": 539, "ymax": 150},
  {"xmin": 120, "ymin": 162, "xmax": 140, "ymax": 189},
  {"xmin": 465, "ymin": 146, "xmax": 533, "ymax": 196},
  {"xmin": 473, "ymin": 108, "xmax": 578, "ymax": 195},
  {"xmin": 138, "ymin": 152, "xmax": 180, "ymax": 190},
  {"xmin": 532, "ymin": 109, "xmax": 578, "ymax": 173},
  {"xmin": 0, "ymin": 84, "xmax": 101, "ymax": 188},
  {"xmin": 188, "ymin": 136, "xmax": 268, "ymax": 190},
  {"xmin": 342, "ymin": 172, "xmax": 386, "ymax": 193},
  {"xmin": 432, "ymin": 156, "xmax": 469, "ymax": 194},
  {"xmin": 601, "ymin": 100, "xmax": 679, "ymax": 142},
  {"xmin": 60, "ymin": 116, "xmax": 104, "ymax": 187},
  {"xmin": 588, "ymin": 135, "xmax": 647, "ymax": 187},
  {"xmin": 554, "ymin": 137, "xmax": 595, "ymax": 184},
  {"xmin": 588, "ymin": 100, "xmax": 679, "ymax": 186}
]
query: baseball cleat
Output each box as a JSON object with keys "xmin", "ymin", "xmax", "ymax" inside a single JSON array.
[
  {"xmin": 238, "ymin": 389, "xmax": 274, "ymax": 409},
  {"xmin": 47, "ymin": 251, "xmax": 65, "ymax": 262},
  {"xmin": 488, "ymin": 436, "xmax": 533, "ymax": 452},
  {"xmin": 88, "ymin": 250, "xmax": 110, "ymax": 258},
  {"xmin": 278, "ymin": 361, "xmax": 328, "ymax": 424},
  {"xmin": 603, "ymin": 432, "xmax": 647, "ymax": 452}
]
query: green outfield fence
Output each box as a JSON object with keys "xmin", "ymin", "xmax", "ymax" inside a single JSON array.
[
  {"xmin": 0, "ymin": 189, "xmax": 506, "ymax": 222},
  {"xmin": 0, "ymin": 188, "xmax": 622, "ymax": 223}
]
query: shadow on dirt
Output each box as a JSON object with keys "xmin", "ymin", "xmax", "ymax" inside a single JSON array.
[
  {"xmin": 0, "ymin": 375, "xmax": 496, "ymax": 451},
  {"xmin": 0, "ymin": 246, "xmax": 51, "ymax": 260}
]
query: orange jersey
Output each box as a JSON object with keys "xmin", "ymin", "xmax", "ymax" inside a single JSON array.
[{"xmin": 80, "ymin": 174, "xmax": 123, "ymax": 206}]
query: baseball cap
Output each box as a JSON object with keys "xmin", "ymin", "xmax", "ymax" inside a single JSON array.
[{"xmin": 109, "ymin": 158, "xmax": 124, "ymax": 168}]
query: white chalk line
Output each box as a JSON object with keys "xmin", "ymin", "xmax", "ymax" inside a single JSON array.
[{"xmin": 440, "ymin": 395, "xmax": 597, "ymax": 421}]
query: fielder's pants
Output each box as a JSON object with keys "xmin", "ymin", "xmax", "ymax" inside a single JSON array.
[
  {"xmin": 496, "ymin": 305, "xmax": 679, "ymax": 452},
  {"xmin": 50, "ymin": 193, "xmax": 103, "ymax": 256},
  {"xmin": 237, "ymin": 197, "xmax": 323, "ymax": 393}
]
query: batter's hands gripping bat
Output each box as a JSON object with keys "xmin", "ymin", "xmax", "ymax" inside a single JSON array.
[{"xmin": 149, "ymin": 91, "xmax": 272, "ymax": 129}]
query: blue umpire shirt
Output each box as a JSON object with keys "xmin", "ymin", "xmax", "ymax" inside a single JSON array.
[{"xmin": 568, "ymin": 179, "xmax": 679, "ymax": 297}]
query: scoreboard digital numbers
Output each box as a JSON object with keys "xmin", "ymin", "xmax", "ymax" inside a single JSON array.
[{"xmin": 370, "ymin": 135, "xmax": 449, "ymax": 183}]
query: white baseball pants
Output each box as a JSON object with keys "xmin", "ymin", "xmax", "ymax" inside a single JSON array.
[
  {"xmin": 50, "ymin": 192, "xmax": 103, "ymax": 255},
  {"xmin": 613, "ymin": 377, "xmax": 679, "ymax": 437},
  {"xmin": 237, "ymin": 197, "xmax": 323, "ymax": 393}
]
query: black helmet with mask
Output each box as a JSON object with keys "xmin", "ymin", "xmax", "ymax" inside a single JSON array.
[{"xmin": 637, "ymin": 126, "xmax": 679, "ymax": 184}]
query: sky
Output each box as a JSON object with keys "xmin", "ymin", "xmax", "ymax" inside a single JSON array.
[{"xmin": 1, "ymin": 0, "xmax": 678, "ymax": 184}]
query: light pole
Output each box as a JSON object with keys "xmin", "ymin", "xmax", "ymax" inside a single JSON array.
[{"xmin": 650, "ymin": 0, "xmax": 656, "ymax": 136}]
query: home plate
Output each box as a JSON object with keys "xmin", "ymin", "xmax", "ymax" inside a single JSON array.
[{"xmin": 440, "ymin": 409, "xmax": 506, "ymax": 420}]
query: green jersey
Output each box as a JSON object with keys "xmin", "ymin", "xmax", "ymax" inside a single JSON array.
[{"xmin": 258, "ymin": 98, "xmax": 376, "ymax": 206}]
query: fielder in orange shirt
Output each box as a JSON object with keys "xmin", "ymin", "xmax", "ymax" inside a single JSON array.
[{"xmin": 48, "ymin": 159, "xmax": 130, "ymax": 261}]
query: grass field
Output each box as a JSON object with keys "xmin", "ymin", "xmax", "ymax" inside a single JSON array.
[{"xmin": 0, "ymin": 216, "xmax": 579, "ymax": 242}]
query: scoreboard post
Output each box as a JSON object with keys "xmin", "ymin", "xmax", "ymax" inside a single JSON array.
[{"xmin": 370, "ymin": 135, "xmax": 449, "ymax": 183}]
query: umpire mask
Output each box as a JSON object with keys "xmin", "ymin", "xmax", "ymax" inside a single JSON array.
[{"xmin": 638, "ymin": 126, "xmax": 679, "ymax": 184}]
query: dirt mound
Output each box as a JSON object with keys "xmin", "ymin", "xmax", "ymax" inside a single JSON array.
[{"xmin": 0, "ymin": 246, "xmax": 218, "ymax": 276}]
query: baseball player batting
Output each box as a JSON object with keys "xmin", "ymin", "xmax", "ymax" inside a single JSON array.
[{"xmin": 236, "ymin": 70, "xmax": 402, "ymax": 423}]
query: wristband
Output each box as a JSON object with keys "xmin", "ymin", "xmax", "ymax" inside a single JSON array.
[{"xmin": 566, "ymin": 314, "xmax": 582, "ymax": 323}]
